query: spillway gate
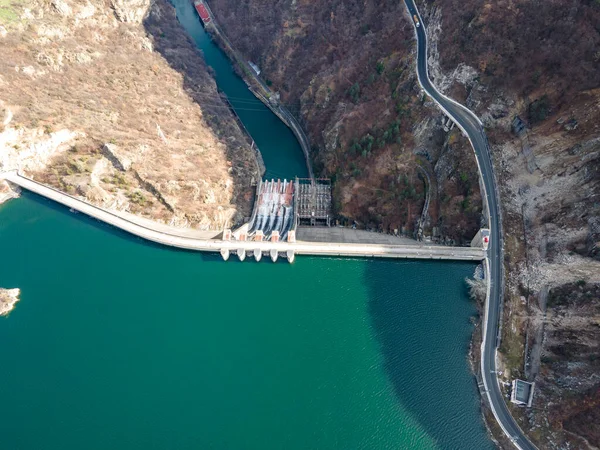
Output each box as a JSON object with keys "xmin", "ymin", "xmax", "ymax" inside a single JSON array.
[{"xmin": 226, "ymin": 178, "xmax": 331, "ymax": 261}]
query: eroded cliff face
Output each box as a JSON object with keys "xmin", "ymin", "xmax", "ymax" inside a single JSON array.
[
  {"xmin": 208, "ymin": 0, "xmax": 482, "ymax": 242},
  {"xmin": 207, "ymin": 0, "xmax": 600, "ymax": 447},
  {"xmin": 0, "ymin": 0, "xmax": 259, "ymax": 230},
  {"xmin": 415, "ymin": 1, "xmax": 600, "ymax": 447}
]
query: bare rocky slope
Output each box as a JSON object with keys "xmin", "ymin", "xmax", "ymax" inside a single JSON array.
[
  {"xmin": 207, "ymin": 0, "xmax": 600, "ymax": 447},
  {"xmin": 0, "ymin": 0, "xmax": 260, "ymax": 231},
  {"xmin": 416, "ymin": 1, "xmax": 600, "ymax": 447}
]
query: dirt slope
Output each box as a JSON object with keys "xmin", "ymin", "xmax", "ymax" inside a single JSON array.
[{"xmin": 0, "ymin": 0, "xmax": 260, "ymax": 230}]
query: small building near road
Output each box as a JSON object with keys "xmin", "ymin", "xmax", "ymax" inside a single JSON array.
[
  {"xmin": 511, "ymin": 379, "xmax": 535, "ymax": 407},
  {"xmin": 470, "ymin": 228, "xmax": 490, "ymax": 250}
]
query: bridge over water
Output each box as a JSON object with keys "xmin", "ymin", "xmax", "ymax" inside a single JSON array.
[{"xmin": 2, "ymin": 171, "xmax": 485, "ymax": 263}]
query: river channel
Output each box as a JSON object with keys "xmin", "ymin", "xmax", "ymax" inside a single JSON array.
[{"xmin": 0, "ymin": 2, "xmax": 494, "ymax": 449}]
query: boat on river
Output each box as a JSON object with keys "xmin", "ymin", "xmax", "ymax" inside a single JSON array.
[{"xmin": 193, "ymin": 0, "xmax": 211, "ymax": 24}]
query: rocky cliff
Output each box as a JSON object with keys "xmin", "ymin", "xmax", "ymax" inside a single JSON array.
[
  {"xmin": 415, "ymin": 1, "xmax": 600, "ymax": 447},
  {"xmin": 0, "ymin": 0, "xmax": 260, "ymax": 230},
  {"xmin": 207, "ymin": 0, "xmax": 600, "ymax": 447}
]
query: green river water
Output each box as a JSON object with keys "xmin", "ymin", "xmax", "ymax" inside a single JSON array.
[{"xmin": 0, "ymin": 2, "xmax": 494, "ymax": 449}]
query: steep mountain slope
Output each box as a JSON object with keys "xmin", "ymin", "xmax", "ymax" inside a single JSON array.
[
  {"xmin": 208, "ymin": 0, "xmax": 482, "ymax": 242},
  {"xmin": 0, "ymin": 0, "xmax": 260, "ymax": 230},
  {"xmin": 416, "ymin": 1, "xmax": 600, "ymax": 447}
]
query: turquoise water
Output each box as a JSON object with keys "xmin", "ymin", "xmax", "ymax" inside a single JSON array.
[
  {"xmin": 0, "ymin": 196, "xmax": 491, "ymax": 449},
  {"xmin": 169, "ymin": 0, "xmax": 307, "ymax": 180},
  {"xmin": 0, "ymin": 4, "xmax": 493, "ymax": 449}
]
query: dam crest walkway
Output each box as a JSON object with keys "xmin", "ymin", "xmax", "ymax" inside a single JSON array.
[{"xmin": 2, "ymin": 171, "xmax": 485, "ymax": 262}]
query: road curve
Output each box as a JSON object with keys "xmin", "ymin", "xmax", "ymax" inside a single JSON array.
[{"xmin": 403, "ymin": 1, "xmax": 537, "ymax": 449}]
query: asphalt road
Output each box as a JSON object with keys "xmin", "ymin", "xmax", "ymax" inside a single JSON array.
[{"xmin": 403, "ymin": 1, "xmax": 537, "ymax": 449}]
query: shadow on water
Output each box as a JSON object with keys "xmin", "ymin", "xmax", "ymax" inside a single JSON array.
[{"xmin": 364, "ymin": 258, "xmax": 494, "ymax": 450}]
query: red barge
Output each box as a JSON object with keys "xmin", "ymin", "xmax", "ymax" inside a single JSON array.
[{"xmin": 193, "ymin": 0, "xmax": 210, "ymax": 24}]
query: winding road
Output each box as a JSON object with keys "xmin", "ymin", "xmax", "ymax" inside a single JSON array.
[{"xmin": 403, "ymin": 1, "xmax": 537, "ymax": 449}]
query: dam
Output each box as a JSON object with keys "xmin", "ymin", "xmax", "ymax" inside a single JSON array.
[{"xmin": 1, "ymin": 171, "xmax": 486, "ymax": 263}]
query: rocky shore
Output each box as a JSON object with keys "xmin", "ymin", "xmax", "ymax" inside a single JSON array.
[
  {"xmin": 0, "ymin": 180, "xmax": 20, "ymax": 205},
  {"xmin": 0, "ymin": 288, "xmax": 21, "ymax": 316}
]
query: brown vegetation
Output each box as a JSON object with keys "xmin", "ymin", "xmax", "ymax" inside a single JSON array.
[
  {"xmin": 426, "ymin": 0, "xmax": 600, "ymax": 99},
  {"xmin": 0, "ymin": 0, "xmax": 259, "ymax": 230},
  {"xmin": 531, "ymin": 282, "xmax": 600, "ymax": 448},
  {"xmin": 208, "ymin": 0, "xmax": 482, "ymax": 240}
]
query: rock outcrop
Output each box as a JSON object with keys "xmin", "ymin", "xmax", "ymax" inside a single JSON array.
[
  {"xmin": 0, "ymin": 179, "xmax": 20, "ymax": 204},
  {"xmin": 0, "ymin": 288, "xmax": 20, "ymax": 316},
  {"xmin": 110, "ymin": 0, "xmax": 150, "ymax": 24}
]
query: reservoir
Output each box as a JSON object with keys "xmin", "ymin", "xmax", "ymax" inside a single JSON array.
[{"xmin": 0, "ymin": 2, "xmax": 494, "ymax": 449}]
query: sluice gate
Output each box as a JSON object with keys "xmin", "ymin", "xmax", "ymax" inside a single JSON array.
[
  {"xmin": 224, "ymin": 178, "xmax": 333, "ymax": 262},
  {"xmin": 248, "ymin": 179, "xmax": 295, "ymax": 241},
  {"xmin": 226, "ymin": 179, "xmax": 298, "ymax": 262}
]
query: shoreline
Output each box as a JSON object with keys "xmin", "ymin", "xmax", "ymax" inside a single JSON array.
[
  {"xmin": 216, "ymin": 87, "xmax": 266, "ymax": 177},
  {"xmin": 0, "ymin": 179, "xmax": 20, "ymax": 206},
  {"xmin": 468, "ymin": 286, "xmax": 513, "ymax": 449}
]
